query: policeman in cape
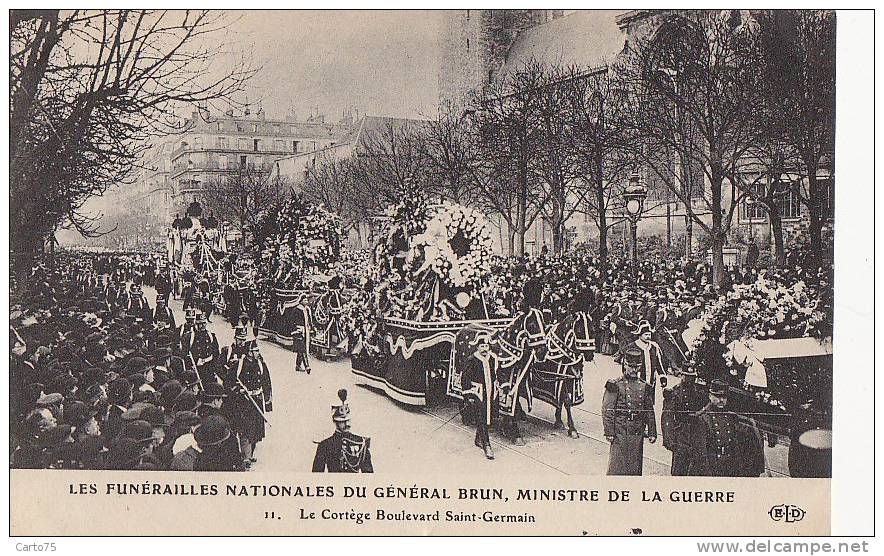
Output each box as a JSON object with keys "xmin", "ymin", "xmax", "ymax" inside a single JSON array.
[
  {"xmin": 602, "ymin": 345, "xmax": 657, "ymax": 476},
  {"xmin": 686, "ymin": 380, "xmax": 766, "ymax": 477},
  {"xmin": 312, "ymin": 389, "xmax": 373, "ymax": 473},
  {"xmin": 226, "ymin": 338, "xmax": 272, "ymax": 470},
  {"xmin": 461, "ymin": 332, "xmax": 497, "ymax": 460},
  {"xmin": 661, "ymin": 360, "xmax": 707, "ymax": 475}
]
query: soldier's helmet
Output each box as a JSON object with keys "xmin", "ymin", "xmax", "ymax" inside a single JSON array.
[
  {"xmin": 332, "ymin": 389, "xmax": 351, "ymax": 422},
  {"xmin": 185, "ymin": 308, "xmax": 197, "ymax": 321}
]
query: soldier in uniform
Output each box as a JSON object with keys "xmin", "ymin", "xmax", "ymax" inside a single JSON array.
[
  {"xmin": 176, "ymin": 308, "xmax": 197, "ymax": 355},
  {"xmin": 602, "ymin": 346, "xmax": 657, "ymax": 475},
  {"xmin": 687, "ymin": 380, "xmax": 766, "ymax": 477},
  {"xmin": 152, "ymin": 296, "xmax": 176, "ymax": 332},
  {"xmin": 219, "ymin": 325, "xmax": 250, "ymax": 382},
  {"xmin": 155, "ymin": 265, "xmax": 173, "ymax": 306},
  {"xmin": 186, "ymin": 312, "xmax": 219, "ymax": 387},
  {"xmin": 461, "ymin": 334, "xmax": 497, "ymax": 460},
  {"xmin": 226, "ymin": 339, "xmax": 272, "ymax": 469},
  {"xmin": 125, "ymin": 283, "xmax": 152, "ymax": 324},
  {"xmin": 661, "ymin": 363, "xmax": 707, "ymax": 475},
  {"xmin": 312, "ymin": 389, "xmax": 373, "ymax": 473}
]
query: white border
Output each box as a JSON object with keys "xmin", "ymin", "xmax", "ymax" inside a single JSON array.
[{"xmin": 2, "ymin": 3, "xmax": 876, "ymax": 552}]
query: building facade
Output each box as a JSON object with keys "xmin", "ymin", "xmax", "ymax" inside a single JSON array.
[{"xmin": 167, "ymin": 108, "xmax": 353, "ymax": 217}]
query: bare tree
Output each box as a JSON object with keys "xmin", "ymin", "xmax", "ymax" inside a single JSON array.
[
  {"xmin": 473, "ymin": 59, "xmax": 546, "ymax": 256},
  {"xmin": 419, "ymin": 100, "xmax": 479, "ymax": 204},
  {"xmin": 532, "ymin": 64, "xmax": 587, "ymax": 254},
  {"xmin": 757, "ymin": 10, "xmax": 836, "ymax": 260},
  {"xmin": 617, "ymin": 10, "xmax": 766, "ymax": 287},
  {"xmin": 9, "ymin": 10, "xmax": 254, "ymax": 271},
  {"xmin": 560, "ymin": 66, "xmax": 635, "ymax": 269},
  {"xmin": 201, "ymin": 166, "xmax": 287, "ymax": 248},
  {"xmin": 355, "ymin": 119, "xmax": 430, "ymax": 205},
  {"xmin": 301, "ymin": 153, "xmax": 370, "ymax": 243}
]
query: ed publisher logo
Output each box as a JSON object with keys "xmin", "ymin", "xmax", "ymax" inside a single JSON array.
[{"xmin": 768, "ymin": 504, "xmax": 806, "ymax": 523}]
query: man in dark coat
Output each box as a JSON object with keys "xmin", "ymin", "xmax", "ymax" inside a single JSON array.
[
  {"xmin": 193, "ymin": 415, "xmax": 243, "ymax": 471},
  {"xmin": 687, "ymin": 380, "xmax": 766, "ymax": 477},
  {"xmin": 602, "ymin": 346, "xmax": 657, "ymax": 475},
  {"xmin": 152, "ymin": 297, "xmax": 176, "ymax": 332},
  {"xmin": 186, "ymin": 312, "xmax": 219, "ymax": 387},
  {"xmin": 461, "ymin": 334, "xmax": 497, "ymax": 460},
  {"xmin": 312, "ymin": 389, "xmax": 373, "ymax": 473},
  {"xmin": 661, "ymin": 365, "xmax": 707, "ymax": 475},
  {"xmin": 226, "ymin": 339, "xmax": 272, "ymax": 469}
]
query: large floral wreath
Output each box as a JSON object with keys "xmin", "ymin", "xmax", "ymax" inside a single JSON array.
[
  {"xmin": 253, "ymin": 194, "xmax": 342, "ymax": 292},
  {"xmin": 412, "ymin": 202, "xmax": 494, "ymax": 293}
]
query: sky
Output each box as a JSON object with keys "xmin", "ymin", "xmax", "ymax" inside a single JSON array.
[{"xmin": 228, "ymin": 10, "xmax": 442, "ymax": 121}]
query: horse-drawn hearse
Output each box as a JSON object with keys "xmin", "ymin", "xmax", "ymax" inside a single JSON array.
[{"xmin": 348, "ymin": 196, "xmax": 598, "ymax": 438}]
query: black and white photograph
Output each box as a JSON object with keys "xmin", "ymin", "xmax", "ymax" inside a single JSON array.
[{"xmin": 6, "ymin": 7, "xmax": 873, "ymax": 539}]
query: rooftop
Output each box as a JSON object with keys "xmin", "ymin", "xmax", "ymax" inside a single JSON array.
[{"xmin": 496, "ymin": 10, "xmax": 626, "ymax": 79}]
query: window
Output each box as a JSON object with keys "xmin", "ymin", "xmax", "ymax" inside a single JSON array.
[
  {"xmin": 777, "ymin": 184, "xmax": 801, "ymax": 219},
  {"xmin": 240, "ymin": 155, "xmax": 247, "ymax": 167},
  {"xmin": 219, "ymin": 155, "xmax": 228, "ymax": 169},
  {"xmin": 216, "ymin": 122, "xmax": 223, "ymax": 131},
  {"xmin": 238, "ymin": 138, "xmax": 249, "ymax": 150},
  {"xmin": 255, "ymin": 156, "xmax": 263, "ymax": 168},
  {"xmin": 741, "ymin": 180, "xmax": 767, "ymax": 221},
  {"xmin": 252, "ymin": 124, "xmax": 258, "ymax": 133},
  {"xmin": 253, "ymin": 139, "xmax": 260, "ymax": 152},
  {"xmin": 293, "ymin": 140, "xmax": 300, "ymax": 153},
  {"xmin": 274, "ymin": 139, "xmax": 285, "ymax": 151},
  {"xmin": 217, "ymin": 137, "xmax": 228, "ymax": 149},
  {"xmin": 466, "ymin": 38, "xmax": 470, "ymax": 50},
  {"xmin": 272, "ymin": 124, "xmax": 281, "ymax": 134},
  {"xmin": 819, "ymin": 177, "xmax": 835, "ymax": 219}
]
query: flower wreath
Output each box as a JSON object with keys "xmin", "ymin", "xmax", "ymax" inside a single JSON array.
[{"xmin": 412, "ymin": 202, "xmax": 494, "ymax": 293}]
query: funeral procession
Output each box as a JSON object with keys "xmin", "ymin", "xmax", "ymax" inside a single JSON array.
[{"xmin": 10, "ymin": 9, "xmax": 835, "ymax": 478}]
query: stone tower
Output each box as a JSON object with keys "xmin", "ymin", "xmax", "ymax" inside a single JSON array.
[{"xmin": 437, "ymin": 9, "xmax": 565, "ymax": 108}]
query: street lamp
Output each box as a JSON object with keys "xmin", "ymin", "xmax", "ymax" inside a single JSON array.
[{"xmin": 623, "ymin": 172, "xmax": 648, "ymax": 279}]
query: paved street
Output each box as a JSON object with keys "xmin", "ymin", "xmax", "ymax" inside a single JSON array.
[{"xmin": 158, "ymin": 288, "xmax": 788, "ymax": 476}]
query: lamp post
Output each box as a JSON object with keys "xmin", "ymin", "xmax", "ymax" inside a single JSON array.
[{"xmin": 623, "ymin": 172, "xmax": 648, "ymax": 281}]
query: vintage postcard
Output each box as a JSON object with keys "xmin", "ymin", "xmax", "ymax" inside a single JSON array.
[{"xmin": 7, "ymin": 8, "xmax": 871, "ymax": 538}]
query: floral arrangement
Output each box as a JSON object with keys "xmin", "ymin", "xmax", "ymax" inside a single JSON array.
[
  {"xmin": 411, "ymin": 202, "xmax": 494, "ymax": 293},
  {"xmin": 371, "ymin": 190, "xmax": 495, "ymax": 322},
  {"xmin": 690, "ymin": 272, "xmax": 833, "ymax": 411},
  {"xmin": 253, "ymin": 194, "xmax": 343, "ymax": 293}
]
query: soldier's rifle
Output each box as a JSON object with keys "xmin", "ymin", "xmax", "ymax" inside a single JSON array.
[{"xmin": 235, "ymin": 355, "xmax": 271, "ymax": 426}]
